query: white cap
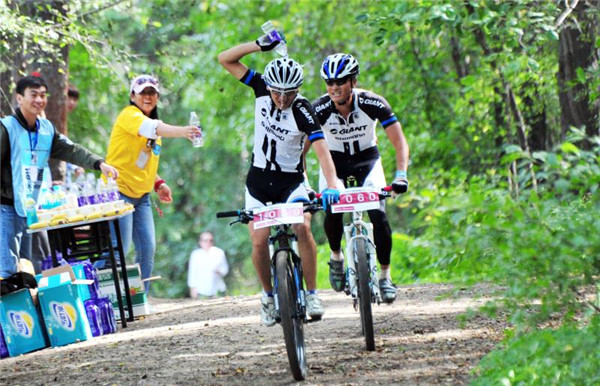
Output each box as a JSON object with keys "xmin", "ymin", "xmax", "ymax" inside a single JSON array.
[{"xmin": 130, "ymin": 74, "xmax": 160, "ymax": 94}]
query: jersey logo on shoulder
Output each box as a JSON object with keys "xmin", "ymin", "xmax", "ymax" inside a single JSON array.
[
  {"xmin": 358, "ymin": 96, "xmax": 385, "ymax": 109},
  {"xmin": 314, "ymin": 100, "xmax": 331, "ymax": 114},
  {"xmin": 298, "ymin": 105, "xmax": 315, "ymax": 125}
]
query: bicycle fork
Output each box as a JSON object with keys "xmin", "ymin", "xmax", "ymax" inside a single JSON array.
[
  {"xmin": 344, "ymin": 220, "xmax": 382, "ymax": 304},
  {"xmin": 271, "ymin": 234, "xmax": 306, "ymax": 319}
]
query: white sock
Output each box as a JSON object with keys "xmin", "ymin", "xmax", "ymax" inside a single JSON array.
[
  {"xmin": 379, "ymin": 267, "xmax": 391, "ymax": 281},
  {"xmin": 330, "ymin": 250, "xmax": 343, "ymax": 261}
]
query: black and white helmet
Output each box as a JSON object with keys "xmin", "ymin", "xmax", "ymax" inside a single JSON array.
[
  {"xmin": 263, "ymin": 57, "xmax": 304, "ymax": 90},
  {"xmin": 320, "ymin": 53, "xmax": 359, "ymax": 80}
]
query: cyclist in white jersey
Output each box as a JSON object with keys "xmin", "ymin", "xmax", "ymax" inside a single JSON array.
[
  {"xmin": 310, "ymin": 53, "xmax": 410, "ymax": 303},
  {"xmin": 218, "ymin": 35, "xmax": 340, "ymax": 326}
]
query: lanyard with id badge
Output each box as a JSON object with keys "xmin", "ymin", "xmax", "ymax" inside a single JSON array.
[
  {"xmin": 23, "ymin": 123, "xmax": 44, "ymax": 196},
  {"xmin": 135, "ymin": 138, "xmax": 156, "ymax": 169},
  {"xmin": 22, "ymin": 123, "xmax": 45, "ymax": 223}
]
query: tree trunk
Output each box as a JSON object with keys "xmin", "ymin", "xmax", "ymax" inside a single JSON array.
[
  {"xmin": 523, "ymin": 82, "xmax": 549, "ymax": 151},
  {"xmin": 557, "ymin": 0, "xmax": 599, "ymax": 145},
  {"xmin": 20, "ymin": 0, "xmax": 71, "ymax": 182},
  {"xmin": 0, "ymin": 0, "xmax": 24, "ymax": 117}
]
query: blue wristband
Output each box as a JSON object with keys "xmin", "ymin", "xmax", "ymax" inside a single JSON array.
[{"xmin": 395, "ymin": 170, "xmax": 407, "ymax": 178}]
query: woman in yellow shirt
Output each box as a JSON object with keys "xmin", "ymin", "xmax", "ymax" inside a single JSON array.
[{"xmin": 106, "ymin": 75, "xmax": 199, "ymax": 291}]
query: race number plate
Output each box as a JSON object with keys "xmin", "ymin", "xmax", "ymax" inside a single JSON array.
[
  {"xmin": 253, "ymin": 203, "xmax": 304, "ymax": 229},
  {"xmin": 331, "ymin": 187, "xmax": 380, "ymax": 213}
]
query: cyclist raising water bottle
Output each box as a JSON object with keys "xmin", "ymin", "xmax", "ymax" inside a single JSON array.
[
  {"xmin": 309, "ymin": 53, "xmax": 410, "ymax": 303},
  {"xmin": 217, "ymin": 29, "xmax": 340, "ymax": 326}
]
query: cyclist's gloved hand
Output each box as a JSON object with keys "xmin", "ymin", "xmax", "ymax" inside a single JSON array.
[
  {"xmin": 256, "ymin": 33, "xmax": 283, "ymax": 52},
  {"xmin": 321, "ymin": 188, "xmax": 340, "ymax": 211},
  {"xmin": 392, "ymin": 170, "xmax": 409, "ymax": 195}
]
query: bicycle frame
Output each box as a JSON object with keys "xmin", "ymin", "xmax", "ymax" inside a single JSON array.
[{"xmin": 343, "ymin": 210, "xmax": 382, "ymax": 305}]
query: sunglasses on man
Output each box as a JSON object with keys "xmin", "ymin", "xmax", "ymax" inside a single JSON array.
[{"xmin": 325, "ymin": 77, "xmax": 350, "ymax": 87}]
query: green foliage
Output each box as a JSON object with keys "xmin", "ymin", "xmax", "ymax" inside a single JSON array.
[
  {"xmin": 473, "ymin": 315, "xmax": 600, "ymax": 385},
  {"xmin": 4, "ymin": 0, "xmax": 600, "ymax": 382}
]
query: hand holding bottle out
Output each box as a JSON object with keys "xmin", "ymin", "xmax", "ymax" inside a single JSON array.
[{"xmin": 189, "ymin": 111, "xmax": 204, "ymax": 147}]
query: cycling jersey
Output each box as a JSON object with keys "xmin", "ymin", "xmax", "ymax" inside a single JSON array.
[
  {"xmin": 240, "ymin": 69, "xmax": 324, "ymax": 173},
  {"xmin": 313, "ymin": 88, "xmax": 397, "ymax": 265},
  {"xmin": 312, "ymin": 88, "xmax": 397, "ymax": 156}
]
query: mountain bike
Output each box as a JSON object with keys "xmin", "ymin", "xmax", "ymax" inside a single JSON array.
[
  {"xmin": 216, "ymin": 200, "xmax": 322, "ymax": 381},
  {"xmin": 324, "ymin": 184, "xmax": 393, "ymax": 351}
]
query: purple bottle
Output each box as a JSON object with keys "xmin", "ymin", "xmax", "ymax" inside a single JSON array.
[
  {"xmin": 80, "ymin": 260, "xmax": 100, "ymax": 299},
  {"xmin": 0, "ymin": 324, "xmax": 9, "ymax": 359},
  {"xmin": 97, "ymin": 297, "xmax": 117, "ymax": 334},
  {"xmin": 84, "ymin": 299, "xmax": 103, "ymax": 337},
  {"xmin": 84, "ymin": 174, "xmax": 98, "ymax": 205}
]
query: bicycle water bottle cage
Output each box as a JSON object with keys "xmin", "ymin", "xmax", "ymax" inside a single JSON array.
[{"xmin": 346, "ymin": 175, "xmax": 357, "ymax": 188}]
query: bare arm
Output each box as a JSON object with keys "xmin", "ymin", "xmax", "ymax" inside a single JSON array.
[
  {"xmin": 385, "ymin": 122, "xmax": 409, "ymax": 172},
  {"xmin": 302, "ymin": 138, "xmax": 312, "ymax": 184},
  {"xmin": 217, "ymin": 42, "xmax": 261, "ymax": 80},
  {"xmin": 311, "ymin": 140, "xmax": 340, "ymax": 190},
  {"xmin": 156, "ymin": 122, "xmax": 198, "ymax": 140}
]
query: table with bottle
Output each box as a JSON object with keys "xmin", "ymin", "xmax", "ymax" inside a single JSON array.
[{"xmin": 27, "ymin": 174, "xmax": 136, "ymax": 327}]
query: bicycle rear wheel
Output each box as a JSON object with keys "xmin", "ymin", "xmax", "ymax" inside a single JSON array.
[
  {"xmin": 275, "ymin": 250, "xmax": 308, "ymax": 380},
  {"xmin": 355, "ymin": 238, "xmax": 375, "ymax": 351}
]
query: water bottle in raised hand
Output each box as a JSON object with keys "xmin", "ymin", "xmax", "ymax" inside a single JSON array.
[
  {"xmin": 189, "ymin": 111, "xmax": 204, "ymax": 147},
  {"xmin": 261, "ymin": 21, "xmax": 288, "ymax": 57}
]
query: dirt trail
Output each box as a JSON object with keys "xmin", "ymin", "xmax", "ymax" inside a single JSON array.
[{"xmin": 1, "ymin": 283, "xmax": 506, "ymax": 385}]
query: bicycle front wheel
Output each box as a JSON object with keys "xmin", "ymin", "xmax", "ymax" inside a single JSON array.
[
  {"xmin": 275, "ymin": 250, "xmax": 308, "ymax": 380},
  {"xmin": 355, "ymin": 238, "xmax": 375, "ymax": 351}
]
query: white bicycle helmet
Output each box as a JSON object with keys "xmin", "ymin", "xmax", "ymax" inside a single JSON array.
[
  {"xmin": 263, "ymin": 57, "xmax": 304, "ymax": 90},
  {"xmin": 320, "ymin": 53, "xmax": 359, "ymax": 80}
]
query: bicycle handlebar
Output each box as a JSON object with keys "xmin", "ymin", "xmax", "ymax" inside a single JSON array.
[
  {"xmin": 216, "ymin": 200, "xmax": 323, "ymax": 224},
  {"xmin": 315, "ymin": 186, "xmax": 394, "ymax": 200},
  {"xmin": 216, "ymin": 210, "xmax": 241, "ymax": 218}
]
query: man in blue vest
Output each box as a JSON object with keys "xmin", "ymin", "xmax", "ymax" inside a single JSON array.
[{"xmin": 0, "ymin": 75, "xmax": 119, "ymax": 278}]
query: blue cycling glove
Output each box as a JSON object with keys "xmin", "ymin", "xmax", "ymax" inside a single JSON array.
[{"xmin": 321, "ymin": 188, "xmax": 340, "ymax": 211}]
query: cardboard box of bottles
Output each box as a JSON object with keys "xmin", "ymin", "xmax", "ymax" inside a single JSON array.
[
  {"xmin": 37, "ymin": 266, "xmax": 94, "ymax": 347},
  {"xmin": 0, "ymin": 288, "xmax": 49, "ymax": 356},
  {"xmin": 97, "ymin": 264, "xmax": 150, "ymax": 319}
]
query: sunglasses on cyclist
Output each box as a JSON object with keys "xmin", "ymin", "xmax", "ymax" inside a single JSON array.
[
  {"xmin": 268, "ymin": 87, "xmax": 299, "ymax": 97},
  {"xmin": 325, "ymin": 77, "xmax": 349, "ymax": 87}
]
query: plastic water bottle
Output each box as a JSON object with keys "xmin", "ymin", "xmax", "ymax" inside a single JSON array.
[
  {"xmin": 96, "ymin": 178, "xmax": 109, "ymax": 203},
  {"xmin": 38, "ymin": 187, "xmax": 54, "ymax": 210},
  {"xmin": 261, "ymin": 21, "xmax": 288, "ymax": 57},
  {"xmin": 84, "ymin": 299, "xmax": 103, "ymax": 337},
  {"xmin": 190, "ymin": 111, "xmax": 203, "ymax": 147},
  {"xmin": 97, "ymin": 297, "xmax": 117, "ymax": 334},
  {"xmin": 65, "ymin": 183, "xmax": 79, "ymax": 208},
  {"xmin": 85, "ymin": 173, "xmax": 98, "ymax": 205},
  {"xmin": 106, "ymin": 176, "xmax": 120, "ymax": 202},
  {"xmin": 25, "ymin": 195, "xmax": 38, "ymax": 226},
  {"xmin": 52, "ymin": 185, "xmax": 66, "ymax": 208}
]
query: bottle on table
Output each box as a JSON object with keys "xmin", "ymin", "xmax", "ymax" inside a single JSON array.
[
  {"xmin": 96, "ymin": 178, "xmax": 109, "ymax": 203},
  {"xmin": 25, "ymin": 194, "xmax": 38, "ymax": 226},
  {"xmin": 106, "ymin": 176, "xmax": 120, "ymax": 202},
  {"xmin": 84, "ymin": 173, "xmax": 98, "ymax": 205}
]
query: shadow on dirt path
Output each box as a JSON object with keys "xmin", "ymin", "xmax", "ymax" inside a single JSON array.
[{"xmin": 1, "ymin": 283, "xmax": 506, "ymax": 385}]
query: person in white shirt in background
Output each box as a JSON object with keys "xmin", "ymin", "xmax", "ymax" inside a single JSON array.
[{"xmin": 187, "ymin": 231, "xmax": 229, "ymax": 298}]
